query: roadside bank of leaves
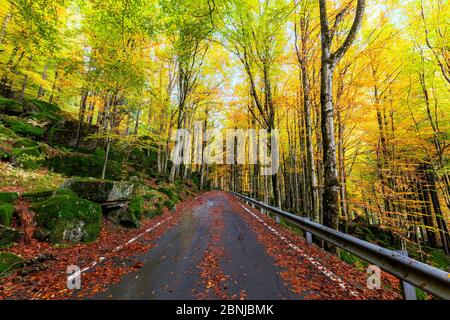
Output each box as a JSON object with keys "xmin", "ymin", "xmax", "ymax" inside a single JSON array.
[{"xmin": 0, "ymin": 196, "xmax": 199, "ymax": 300}]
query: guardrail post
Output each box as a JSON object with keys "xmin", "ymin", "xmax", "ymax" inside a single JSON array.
[
  {"xmin": 396, "ymin": 250, "xmax": 417, "ymax": 300},
  {"xmin": 305, "ymin": 217, "xmax": 313, "ymax": 245},
  {"xmin": 275, "ymin": 215, "xmax": 280, "ymax": 224}
]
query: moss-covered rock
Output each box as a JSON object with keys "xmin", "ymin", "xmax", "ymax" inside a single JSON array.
[
  {"xmin": 0, "ymin": 252, "xmax": 23, "ymax": 276},
  {"xmin": 44, "ymin": 151, "xmax": 122, "ymax": 180},
  {"xmin": 0, "ymin": 97, "xmax": 23, "ymax": 116},
  {"xmin": 0, "ymin": 202, "xmax": 15, "ymax": 227},
  {"xmin": 46, "ymin": 116, "xmax": 98, "ymax": 151},
  {"xmin": 0, "ymin": 192, "xmax": 19, "ymax": 204},
  {"xmin": 61, "ymin": 178, "xmax": 134, "ymax": 203},
  {"xmin": 105, "ymin": 206, "xmax": 139, "ymax": 228},
  {"xmin": 27, "ymin": 99, "xmax": 61, "ymax": 123},
  {"xmin": 54, "ymin": 188, "xmax": 78, "ymax": 197},
  {"xmin": 0, "ymin": 124, "xmax": 17, "ymax": 139},
  {"xmin": 22, "ymin": 190, "xmax": 56, "ymax": 203},
  {"xmin": 13, "ymin": 137, "xmax": 38, "ymax": 148},
  {"xmin": 32, "ymin": 195, "xmax": 102, "ymax": 244},
  {"xmin": 11, "ymin": 145, "xmax": 42, "ymax": 157},
  {"xmin": 1, "ymin": 116, "xmax": 45, "ymax": 139},
  {"xmin": 0, "ymin": 225, "xmax": 21, "ymax": 247}
]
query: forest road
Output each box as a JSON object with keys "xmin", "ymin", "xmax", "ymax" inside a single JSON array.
[
  {"xmin": 92, "ymin": 191, "xmax": 305, "ymax": 300},
  {"xmin": 91, "ymin": 191, "xmax": 398, "ymax": 300}
]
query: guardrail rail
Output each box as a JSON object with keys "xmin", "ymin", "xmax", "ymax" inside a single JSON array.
[{"xmin": 231, "ymin": 192, "xmax": 450, "ymax": 300}]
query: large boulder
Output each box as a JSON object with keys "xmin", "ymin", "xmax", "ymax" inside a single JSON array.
[
  {"xmin": 0, "ymin": 225, "xmax": 21, "ymax": 247},
  {"xmin": 47, "ymin": 118, "xmax": 98, "ymax": 151},
  {"xmin": 0, "ymin": 116, "xmax": 45, "ymax": 139},
  {"xmin": 61, "ymin": 179, "xmax": 134, "ymax": 204},
  {"xmin": 32, "ymin": 195, "xmax": 102, "ymax": 244},
  {"xmin": 103, "ymin": 195, "xmax": 143, "ymax": 228}
]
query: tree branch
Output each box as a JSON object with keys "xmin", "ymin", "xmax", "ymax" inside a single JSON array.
[{"xmin": 331, "ymin": 0, "xmax": 366, "ymax": 67}]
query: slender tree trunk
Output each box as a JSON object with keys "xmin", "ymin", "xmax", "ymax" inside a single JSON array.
[
  {"xmin": 102, "ymin": 137, "xmax": 111, "ymax": 180},
  {"xmin": 76, "ymin": 90, "xmax": 89, "ymax": 149},
  {"xmin": 319, "ymin": 0, "xmax": 366, "ymax": 241},
  {"xmin": 417, "ymin": 170, "xmax": 438, "ymax": 247},
  {"xmin": 37, "ymin": 64, "xmax": 48, "ymax": 98},
  {"xmin": 49, "ymin": 69, "xmax": 59, "ymax": 104},
  {"xmin": 19, "ymin": 56, "xmax": 33, "ymax": 102},
  {"xmin": 425, "ymin": 164, "xmax": 450, "ymax": 255}
]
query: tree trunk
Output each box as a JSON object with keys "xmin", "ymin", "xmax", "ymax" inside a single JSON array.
[
  {"xmin": 37, "ymin": 64, "xmax": 48, "ymax": 98},
  {"xmin": 49, "ymin": 69, "xmax": 59, "ymax": 104},
  {"xmin": 102, "ymin": 137, "xmax": 111, "ymax": 180},
  {"xmin": 76, "ymin": 90, "xmax": 89, "ymax": 149},
  {"xmin": 320, "ymin": 60, "xmax": 340, "ymax": 233},
  {"xmin": 319, "ymin": 0, "xmax": 366, "ymax": 251}
]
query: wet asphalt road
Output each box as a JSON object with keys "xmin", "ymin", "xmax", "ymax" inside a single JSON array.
[{"xmin": 93, "ymin": 192, "xmax": 302, "ymax": 300}]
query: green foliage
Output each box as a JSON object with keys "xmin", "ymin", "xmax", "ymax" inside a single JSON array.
[
  {"xmin": 339, "ymin": 250, "xmax": 368, "ymax": 271},
  {"xmin": 145, "ymin": 201, "xmax": 164, "ymax": 218},
  {"xmin": 415, "ymin": 288, "xmax": 428, "ymax": 300},
  {"xmin": 0, "ymin": 116, "xmax": 45, "ymax": 139},
  {"xmin": 163, "ymin": 199, "xmax": 176, "ymax": 210},
  {"xmin": 0, "ymin": 252, "xmax": 23, "ymax": 276},
  {"xmin": 0, "ymin": 202, "xmax": 15, "ymax": 227},
  {"xmin": 0, "ymin": 192, "xmax": 19, "ymax": 204},
  {"xmin": 158, "ymin": 186, "xmax": 180, "ymax": 204},
  {"xmin": 428, "ymin": 249, "xmax": 450, "ymax": 272},
  {"xmin": 32, "ymin": 195, "xmax": 102, "ymax": 243},
  {"xmin": 128, "ymin": 195, "xmax": 144, "ymax": 221},
  {"xmin": 12, "ymin": 146, "xmax": 45, "ymax": 169}
]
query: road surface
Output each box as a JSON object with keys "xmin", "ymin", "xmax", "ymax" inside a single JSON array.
[{"xmin": 89, "ymin": 191, "xmax": 399, "ymax": 300}]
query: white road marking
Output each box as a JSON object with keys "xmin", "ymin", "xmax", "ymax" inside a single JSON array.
[
  {"xmin": 238, "ymin": 203, "xmax": 359, "ymax": 297},
  {"xmin": 67, "ymin": 217, "xmax": 172, "ymax": 281}
]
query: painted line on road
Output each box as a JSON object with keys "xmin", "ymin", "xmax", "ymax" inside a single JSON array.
[
  {"xmin": 238, "ymin": 203, "xmax": 359, "ymax": 297},
  {"xmin": 68, "ymin": 216, "xmax": 172, "ymax": 281}
]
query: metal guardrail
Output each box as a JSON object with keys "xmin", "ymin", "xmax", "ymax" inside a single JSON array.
[{"xmin": 231, "ymin": 192, "xmax": 450, "ymax": 300}]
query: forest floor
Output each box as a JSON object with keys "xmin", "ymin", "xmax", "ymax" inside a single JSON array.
[{"xmin": 1, "ymin": 191, "xmax": 402, "ymax": 300}]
